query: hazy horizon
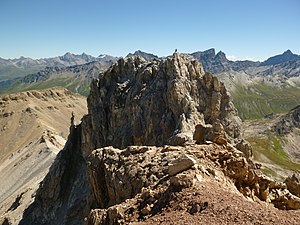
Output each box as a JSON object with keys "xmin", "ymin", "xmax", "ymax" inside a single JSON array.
[{"xmin": 1, "ymin": 48, "xmax": 299, "ymax": 63}]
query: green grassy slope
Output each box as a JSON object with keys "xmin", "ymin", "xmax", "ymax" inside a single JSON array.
[
  {"xmin": 0, "ymin": 65, "xmax": 42, "ymax": 81},
  {"xmin": 247, "ymin": 134, "xmax": 300, "ymax": 180},
  {"xmin": 232, "ymin": 84, "xmax": 300, "ymax": 120},
  {"xmin": 233, "ymin": 81, "xmax": 300, "ymax": 179},
  {"xmin": 0, "ymin": 76, "xmax": 90, "ymax": 96}
]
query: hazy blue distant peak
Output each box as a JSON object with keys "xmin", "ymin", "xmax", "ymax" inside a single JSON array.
[
  {"xmin": 284, "ymin": 49, "xmax": 293, "ymax": 55},
  {"xmin": 261, "ymin": 50, "xmax": 300, "ymax": 66},
  {"xmin": 97, "ymin": 54, "xmax": 119, "ymax": 62},
  {"xmin": 191, "ymin": 48, "xmax": 216, "ymax": 58},
  {"xmin": 191, "ymin": 49, "xmax": 228, "ymax": 62},
  {"xmin": 215, "ymin": 51, "xmax": 227, "ymax": 61},
  {"xmin": 126, "ymin": 50, "xmax": 158, "ymax": 61}
]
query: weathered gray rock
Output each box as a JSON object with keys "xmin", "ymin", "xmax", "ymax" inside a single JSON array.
[
  {"xmin": 272, "ymin": 192, "xmax": 300, "ymax": 210},
  {"xmin": 86, "ymin": 144, "xmax": 300, "ymax": 225},
  {"xmin": 87, "ymin": 207, "xmax": 124, "ymax": 225},
  {"xmin": 82, "ymin": 53, "xmax": 243, "ymax": 157},
  {"xmin": 87, "ymin": 146, "xmax": 182, "ymax": 209},
  {"xmin": 235, "ymin": 139, "xmax": 253, "ymax": 159},
  {"xmin": 217, "ymin": 150, "xmax": 300, "ymax": 210},
  {"xmin": 193, "ymin": 123, "xmax": 213, "ymax": 144}
]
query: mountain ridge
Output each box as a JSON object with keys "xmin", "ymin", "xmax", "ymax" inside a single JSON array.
[
  {"xmin": 0, "ymin": 52, "xmax": 118, "ymax": 65},
  {"xmin": 0, "ymin": 61, "xmax": 114, "ymax": 96},
  {"xmin": 0, "ymin": 52, "xmax": 119, "ymax": 82},
  {"xmin": 2, "ymin": 49, "xmax": 300, "ymax": 67},
  {"xmin": 261, "ymin": 50, "xmax": 300, "ymax": 66},
  {"xmin": 0, "ymin": 88, "xmax": 88, "ymax": 224},
  {"xmin": 1, "ymin": 49, "xmax": 300, "ymax": 119}
]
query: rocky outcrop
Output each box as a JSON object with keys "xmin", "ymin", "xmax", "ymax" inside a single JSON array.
[
  {"xmin": 285, "ymin": 173, "xmax": 300, "ymax": 198},
  {"xmin": 273, "ymin": 105, "xmax": 300, "ymax": 135},
  {"xmin": 86, "ymin": 144, "xmax": 212, "ymax": 225},
  {"xmin": 217, "ymin": 151, "xmax": 300, "ymax": 210},
  {"xmin": 82, "ymin": 53, "xmax": 243, "ymax": 157},
  {"xmin": 86, "ymin": 144, "xmax": 300, "ymax": 225},
  {"xmin": 88, "ymin": 146, "xmax": 178, "ymax": 209}
]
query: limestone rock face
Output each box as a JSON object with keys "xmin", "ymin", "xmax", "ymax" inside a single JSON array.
[
  {"xmin": 215, "ymin": 150, "xmax": 300, "ymax": 210},
  {"xmin": 82, "ymin": 53, "xmax": 242, "ymax": 157}
]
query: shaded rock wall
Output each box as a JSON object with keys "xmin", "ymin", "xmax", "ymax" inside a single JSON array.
[{"xmin": 19, "ymin": 124, "xmax": 90, "ymax": 225}]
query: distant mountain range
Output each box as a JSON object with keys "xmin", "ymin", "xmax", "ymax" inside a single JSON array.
[
  {"xmin": 0, "ymin": 52, "xmax": 118, "ymax": 68},
  {"xmin": 0, "ymin": 61, "xmax": 113, "ymax": 96},
  {"xmin": 261, "ymin": 50, "xmax": 300, "ymax": 66},
  {"xmin": 0, "ymin": 52, "xmax": 118, "ymax": 81},
  {"xmin": 1, "ymin": 49, "xmax": 300, "ymax": 120},
  {"xmin": 124, "ymin": 49, "xmax": 300, "ymax": 76},
  {"xmin": 190, "ymin": 48, "xmax": 300, "ymax": 74},
  {"xmin": 1, "ymin": 49, "xmax": 299, "ymax": 81}
]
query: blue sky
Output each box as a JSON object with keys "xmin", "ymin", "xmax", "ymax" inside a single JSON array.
[{"xmin": 0, "ymin": 0, "xmax": 299, "ymax": 61}]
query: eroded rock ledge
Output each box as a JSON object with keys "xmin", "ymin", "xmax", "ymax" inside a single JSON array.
[{"xmin": 86, "ymin": 144, "xmax": 300, "ymax": 225}]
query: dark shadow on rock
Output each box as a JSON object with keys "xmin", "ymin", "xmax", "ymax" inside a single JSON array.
[{"xmin": 19, "ymin": 124, "xmax": 90, "ymax": 225}]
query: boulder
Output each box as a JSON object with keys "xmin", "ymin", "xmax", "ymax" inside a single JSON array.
[
  {"xmin": 168, "ymin": 154, "xmax": 197, "ymax": 176},
  {"xmin": 193, "ymin": 123, "xmax": 213, "ymax": 144},
  {"xmin": 285, "ymin": 173, "xmax": 300, "ymax": 197}
]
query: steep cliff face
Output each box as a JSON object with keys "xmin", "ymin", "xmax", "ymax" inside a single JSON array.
[
  {"xmin": 82, "ymin": 53, "xmax": 242, "ymax": 157},
  {"xmin": 19, "ymin": 124, "xmax": 90, "ymax": 225}
]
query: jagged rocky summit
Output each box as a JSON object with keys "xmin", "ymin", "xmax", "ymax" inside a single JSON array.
[
  {"xmin": 83, "ymin": 52, "xmax": 245, "ymax": 155},
  {"xmin": 18, "ymin": 53, "xmax": 300, "ymax": 225}
]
